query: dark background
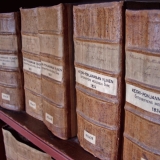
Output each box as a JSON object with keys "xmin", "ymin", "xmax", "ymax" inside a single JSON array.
[
  {"xmin": 0, "ymin": 0, "xmax": 123, "ymax": 13},
  {"xmin": 1, "ymin": 0, "xmax": 160, "ymax": 13}
]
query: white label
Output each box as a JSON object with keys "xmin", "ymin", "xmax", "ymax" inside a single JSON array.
[
  {"xmin": 23, "ymin": 58, "xmax": 41, "ymax": 75},
  {"xmin": 0, "ymin": 55, "xmax": 18, "ymax": 68},
  {"xmin": 76, "ymin": 67, "xmax": 117, "ymax": 96},
  {"xmin": 2, "ymin": 93, "xmax": 10, "ymax": 101},
  {"xmin": 41, "ymin": 61, "xmax": 63, "ymax": 81},
  {"xmin": 126, "ymin": 84, "xmax": 160, "ymax": 115},
  {"xmin": 29, "ymin": 100, "xmax": 36, "ymax": 109},
  {"xmin": 84, "ymin": 130, "xmax": 96, "ymax": 144},
  {"xmin": 45, "ymin": 113, "xmax": 53, "ymax": 124},
  {"xmin": 141, "ymin": 158, "xmax": 146, "ymax": 160}
]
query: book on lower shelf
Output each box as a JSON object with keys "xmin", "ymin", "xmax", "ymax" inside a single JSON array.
[
  {"xmin": 73, "ymin": 2, "xmax": 124, "ymax": 159},
  {"xmin": 123, "ymin": 9, "xmax": 160, "ymax": 160},
  {"xmin": 2, "ymin": 125, "xmax": 52, "ymax": 160},
  {"xmin": 0, "ymin": 12, "xmax": 24, "ymax": 111}
]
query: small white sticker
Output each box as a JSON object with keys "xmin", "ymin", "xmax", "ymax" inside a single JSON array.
[
  {"xmin": 41, "ymin": 61, "xmax": 63, "ymax": 81},
  {"xmin": 2, "ymin": 93, "xmax": 10, "ymax": 101},
  {"xmin": 23, "ymin": 58, "xmax": 41, "ymax": 75},
  {"xmin": 84, "ymin": 130, "xmax": 96, "ymax": 145},
  {"xmin": 45, "ymin": 113, "xmax": 53, "ymax": 124},
  {"xmin": 126, "ymin": 84, "xmax": 160, "ymax": 115},
  {"xmin": 141, "ymin": 158, "xmax": 146, "ymax": 160},
  {"xmin": 29, "ymin": 100, "xmax": 36, "ymax": 109},
  {"xmin": 0, "ymin": 55, "xmax": 18, "ymax": 68},
  {"xmin": 76, "ymin": 67, "xmax": 117, "ymax": 96}
]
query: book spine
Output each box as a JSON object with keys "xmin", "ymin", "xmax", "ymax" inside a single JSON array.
[
  {"xmin": 0, "ymin": 12, "xmax": 24, "ymax": 111},
  {"xmin": 124, "ymin": 9, "xmax": 160, "ymax": 159},
  {"xmin": 38, "ymin": 4, "xmax": 76, "ymax": 139},
  {"xmin": 74, "ymin": 2, "xmax": 123, "ymax": 159},
  {"xmin": 20, "ymin": 8, "xmax": 42, "ymax": 120}
]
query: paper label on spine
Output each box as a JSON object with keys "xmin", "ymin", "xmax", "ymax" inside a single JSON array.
[
  {"xmin": 126, "ymin": 84, "xmax": 160, "ymax": 115},
  {"xmin": 41, "ymin": 61, "xmax": 63, "ymax": 81},
  {"xmin": 29, "ymin": 100, "xmax": 36, "ymax": 109},
  {"xmin": 76, "ymin": 67, "xmax": 117, "ymax": 96},
  {"xmin": 2, "ymin": 93, "xmax": 10, "ymax": 101},
  {"xmin": 0, "ymin": 55, "xmax": 18, "ymax": 68},
  {"xmin": 23, "ymin": 58, "xmax": 41, "ymax": 75},
  {"xmin": 84, "ymin": 130, "xmax": 96, "ymax": 144},
  {"xmin": 45, "ymin": 113, "xmax": 53, "ymax": 124}
]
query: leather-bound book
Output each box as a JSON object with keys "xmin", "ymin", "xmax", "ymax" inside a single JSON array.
[
  {"xmin": 0, "ymin": 12, "xmax": 24, "ymax": 111},
  {"xmin": 124, "ymin": 10, "xmax": 160, "ymax": 159},
  {"xmin": 20, "ymin": 8, "xmax": 42, "ymax": 120},
  {"xmin": 73, "ymin": 2, "xmax": 124, "ymax": 159},
  {"xmin": 38, "ymin": 4, "xmax": 76, "ymax": 139}
]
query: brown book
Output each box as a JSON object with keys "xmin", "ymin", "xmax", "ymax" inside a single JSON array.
[
  {"xmin": 38, "ymin": 4, "xmax": 76, "ymax": 139},
  {"xmin": 20, "ymin": 8, "xmax": 42, "ymax": 120},
  {"xmin": 123, "ymin": 137, "xmax": 160, "ymax": 160},
  {"xmin": 2, "ymin": 125, "xmax": 52, "ymax": 160},
  {"xmin": 73, "ymin": 2, "xmax": 124, "ymax": 159},
  {"xmin": 0, "ymin": 12, "xmax": 24, "ymax": 111},
  {"xmin": 124, "ymin": 10, "xmax": 160, "ymax": 159}
]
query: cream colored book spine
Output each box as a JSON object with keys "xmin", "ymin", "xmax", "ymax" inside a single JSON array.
[{"xmin": 0, "ymin": 12, "xmax": 24, "ymax": 111}]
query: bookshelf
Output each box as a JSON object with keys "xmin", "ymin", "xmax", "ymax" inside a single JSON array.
[
  {"xmin": 0, "ymin": 107, "xmax": 99, "ymax": 160},
  {"xmin": 0, "ymin": 0, "xmax": 160, "ymax": 159}
]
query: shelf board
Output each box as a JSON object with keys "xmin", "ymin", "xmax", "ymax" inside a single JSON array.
[{"xmin": 0, "ymin": 107, "xmax": 99, "ymax": 160}]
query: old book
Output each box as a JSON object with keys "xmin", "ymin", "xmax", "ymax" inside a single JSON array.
[
  {"xmin": 73, "ymin": 2, "xmax": 124, "ymax": 159},
  {"xmin": 0, "ymin": 12, "xmax": 24, "ymax": 111},
  {"xmin": 2, "ymin": 125, "xmax": 52, "ymax": 160},
  {"xmin": 20, "ymin": 8, "xmax": 42, "ymax": 120},
  {"xmin": 124, "ymin": 10, "xmax": 160, "ymax": 159},
  {"xmin": 38, "ymin": 4, "xmax": 76, "ymax": 140},
  {"xmin": 123, "ymin": 137, "xmax": 160, "ymax": 160}
]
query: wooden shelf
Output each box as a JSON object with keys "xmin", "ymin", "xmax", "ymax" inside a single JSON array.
[{"xmin": 0, "ymin": 107, "xmax": 99, "ymax": 160}]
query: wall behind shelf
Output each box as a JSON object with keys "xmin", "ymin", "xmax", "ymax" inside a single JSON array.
[{"xmin": 0, "ymin": 0, "xmax": 124, "ymax": 13}]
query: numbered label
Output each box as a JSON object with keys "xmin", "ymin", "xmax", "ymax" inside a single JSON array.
[
  {"xmin": 84, "ymin": 130, "xmax": 96, "ymax": 145},
  {"xmin": 76, "ymin": 67, "xmax": 117, "ymax": 95},
  {"xmin": 29, "ymin": 100, "xmax": 36, "ymax": 109},
  {"xmin": 2, "ymin": 93, "xmax": 10, "ymax": 101},
  {"xmin": 45, "ymin": 113, "xmax": 53, "ymax": 124}
]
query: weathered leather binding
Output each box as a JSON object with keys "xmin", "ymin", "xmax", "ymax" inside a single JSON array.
[
  {"xmin": 123, "ymin": 137, "xmax": 160, "ymax": 160},
  {"xmin": 20, "ymin": 8, "xmax": 42, "ymax": 120},
  {"xmin": 124, "ymin": 10, "xmax": 160, "ymax": 159},
  {"xmin": 0, "ymin": 12, "xmax": 24, "ymax": 111},
  {"xmin": 2, "ymin": 125, "xmax": 52, "ymax": 160},
  {"xmin": 38, "ymin": 4, "xmax": 76, "ymax": 139},
  {"xmin": 74, "ymin": 2, "xmax": 124, "ymax": 159}
]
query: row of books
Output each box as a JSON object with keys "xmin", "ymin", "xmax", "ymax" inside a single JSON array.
[{"xmin": 0, "ymin": 2, "xmax": 160, "ymax": 160}]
